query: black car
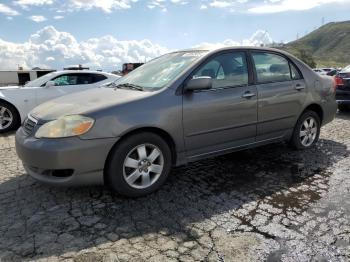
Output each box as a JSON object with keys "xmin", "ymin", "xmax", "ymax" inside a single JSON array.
[{"xmin": 336, "ymin": 65, "xmax": 350, "ymax": 111}]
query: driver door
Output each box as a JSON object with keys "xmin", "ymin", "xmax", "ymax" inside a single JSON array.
[{"xmin": 182, "ymin": 51, "xmax": 258, "ymax": 159}]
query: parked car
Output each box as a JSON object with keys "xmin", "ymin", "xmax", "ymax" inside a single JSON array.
[
  {"xmin": 335, "ymin": 65, "xmax": 350, "ymax": 111},
  {"xmin": 326, "ymin": 69, "xmax": 339, "ymax": 76},
  {"xmin": 321, "ymin": 68, "xmax": 335, "ymax": 73},
  {"xmin": 16, "ymin": 47, "xmax": 337, "ymax": 197},
  {"xmin": 0, "ymin": 70, "xmax": 119, "ymax": 133},
  {"xmin": 312, "ymin": 68, "xmax": 328, "ymax": 75}
]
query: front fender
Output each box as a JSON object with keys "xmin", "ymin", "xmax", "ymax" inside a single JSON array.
[{"xmin": 0, "ymin": 90, "xmax": 36, "ymax": 123}]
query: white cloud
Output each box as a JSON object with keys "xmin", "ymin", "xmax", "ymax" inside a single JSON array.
[
  {"xmin": 29, "ymin": 15, "xmax": 47, "ymax": 22},
  {"xmin": 249, "ymin": 0, "xmax": 350, "ymax": 13},
  {"xmin": 53, "ymin": 15, "xmax": 64, "ymax": 20},
  {"xmin": 67, "ymin": 0, "xmax": 138, "ymax": 12},
  {"xmin": 196, "ymin": 30, "xmax": 273, "ymax": 48},
  {"xmin": 14, "ymin": 0, "xmax": 54, "ymax": 8},
  {"xmin": 0, "ymin": 3, "xmax": 20, "ymax": 16},
  {"xmin": 0, "ymin": 26, "xmax": 168, "ymax": 71},
  {"xmin": 147, "ymin": 0, "xmax": 188, "ymax": 11},
  {"xmin": 204, "ymin": 0, "xmax": 350, "ymax": 13},
  {"xmin": 0, "ymin": 26, "xmax": 274, "ymax": 71}
]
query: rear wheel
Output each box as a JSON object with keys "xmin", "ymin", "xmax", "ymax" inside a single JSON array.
[
  {"xmin": 106, "ymin": 132, "xmax": 172, "ymax": 197},
  {"xmin": 290, "ymin": 111, "xmax": 320, "ymax": 150},
  {"xmin": 0, "ymin": 102, "xmax": 20, "ymax": 134}
]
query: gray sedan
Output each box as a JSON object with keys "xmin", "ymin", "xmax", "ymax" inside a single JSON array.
[{"xmin": 15, "ymin": 47, "xmax": 337, "ymax": 197}]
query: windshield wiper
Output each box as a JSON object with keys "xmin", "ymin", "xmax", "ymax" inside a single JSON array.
[{"xmin": 115, "ymin": 83, "xmax": 144, "ymax": 91}]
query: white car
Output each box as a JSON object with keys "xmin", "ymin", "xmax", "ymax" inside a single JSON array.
[
  {"xmin": 312, "ymin": 68, "xmax": 328, "ymax": 75},
  {"xmin": 0, "ymin": 70, "xmax": 119, "ymax": 133}
]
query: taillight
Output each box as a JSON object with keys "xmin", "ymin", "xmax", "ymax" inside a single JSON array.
[{"xmin": 335, "ymin": 76, "xmax": 344, "ymax": 86}]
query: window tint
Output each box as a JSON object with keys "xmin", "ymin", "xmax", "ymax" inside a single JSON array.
[
  {"xmin": 52, "ymin": 74, "xmax": 94, "ymax": 86},
  {"xmin": 193, "ymin": 52, "xmax": 248, "ymax": 89},
  {"xmin": 92, "ymin": 74, "xmax": 108, "ymax": 83},
  {"xmin": 252, "ymin": 52, "xmax": 292, "ymax": 83}
]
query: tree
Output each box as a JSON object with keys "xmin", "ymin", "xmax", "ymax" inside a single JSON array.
[{"xmin": 295, "ymin": 49, "xmax": 317, "ymax": 68}]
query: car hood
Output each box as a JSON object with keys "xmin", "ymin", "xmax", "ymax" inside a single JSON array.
[{"xmin": 30, "ymin": 87, "xmax": 152, "ymax": 121}]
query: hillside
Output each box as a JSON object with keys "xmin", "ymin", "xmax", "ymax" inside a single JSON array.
[{"xmin": 283, "ymin": 21, "xmax": 350, "ymax": 67}]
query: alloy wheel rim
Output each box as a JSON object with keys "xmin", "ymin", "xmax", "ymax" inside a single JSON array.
[
  {"xmin": 300, "ymin": 117, "xmax": 318, "ymax": 147},
  {"xmin": 0, "ymin": 106, "xmax": 13, "ymax": 130},
  {"xmin": 123, "ymin": 143, "xmax": 164, "ymax": 189}
]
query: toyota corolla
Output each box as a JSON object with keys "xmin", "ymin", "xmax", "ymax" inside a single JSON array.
[{"xmin": 15, "ymin": 47, "xmax": 337, "ymax": 197}]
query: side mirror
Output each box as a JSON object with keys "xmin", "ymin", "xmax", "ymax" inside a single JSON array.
[
  {"xmin": 184, "ymin": 77, "xmax": 212, "ymax": 92},
  {"xmin": 45, "ymin": 81, "xmax": 55, "ymax": 88}
]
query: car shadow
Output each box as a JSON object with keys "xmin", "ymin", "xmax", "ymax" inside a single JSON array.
[
  {"xmin": 336, "ymin": 110, "xmax": 350, "ymax": 121},
  {"xmin": 0, "ymin": 138, "xmax": 348, "ymax": 260},
  {"xmin": 0, "ymin": 131, "xmax": 16, "ymax": 137}
]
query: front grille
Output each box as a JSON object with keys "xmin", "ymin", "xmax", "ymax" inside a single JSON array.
[{"xmin": 23, "ymin": 115, "xmax": 38, "ymax": 135}]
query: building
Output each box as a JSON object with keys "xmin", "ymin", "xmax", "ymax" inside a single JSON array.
[
  {"xmin": 0, "ymin": 69, "xmax": 55, "ymax": 87},
  {"xmin": 122, "ymin": 63, "xmax": 144, "ymax": 75}
]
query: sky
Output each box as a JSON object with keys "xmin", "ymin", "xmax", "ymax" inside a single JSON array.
[{"xmin": 0, "ymin": 0, "xmax": 349, "ymax": 71}]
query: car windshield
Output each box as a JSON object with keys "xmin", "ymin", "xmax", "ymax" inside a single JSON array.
[
  {"xmin": 24, "ymin": 72, "xmax": 57, "ymax": 87},
  {"xmin": 111, "ymin": 51, "xmax": 208, "ymax": 91},
  {"xmin": 342, "ymin": 65, "xmax": 350, "ymax": 72}
]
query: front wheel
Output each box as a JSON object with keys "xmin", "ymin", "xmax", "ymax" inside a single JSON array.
[
  {"xmin": 105, "ymin": 132, "xmax": 172, "ymax": 197},
  {"xmin": 0, "ymin": 102, "xmax": 20, "ymax": 134},
  {"xmin": 290, "ymin": 111, "xmax": 321, "ymax": 150}
]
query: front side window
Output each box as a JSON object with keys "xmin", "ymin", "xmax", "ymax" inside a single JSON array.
[
  {"xmin": 252, "ymin": 52, "xmax": 292, "ymax": 83},
  {"xmin": 52, "ymin": 74, "xmax": 94, "ymax": 86},
  {"xmin": 192, "ymin": 52, "xmax": 249, "ymax": 89}
]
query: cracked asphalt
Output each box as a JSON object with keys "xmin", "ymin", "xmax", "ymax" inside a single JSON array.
[{"xmin": 0, "ymin": 113, "xmax": 350, "ymax": 262}]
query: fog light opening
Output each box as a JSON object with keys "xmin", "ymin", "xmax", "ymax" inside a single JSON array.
[{"xmin": 51, "ymin": 169, "xmax": 74, "ymax": 178}]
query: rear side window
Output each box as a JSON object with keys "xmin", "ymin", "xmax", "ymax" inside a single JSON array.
[
  {"xmin": 193, "ymin": 52, "xmax": 249, "ymax": 89},
  {"xmin": 252, "ymin": 52, "xmax": 292, "ymax": 84},
  {"xmin": 92, "ymin": 74, "xmax": 108, "ymax": 83}
]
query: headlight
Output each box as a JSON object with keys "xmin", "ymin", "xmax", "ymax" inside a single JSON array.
[{"xmin": 35, "ymin": 115, "xmax": 94, "ymax": 138}]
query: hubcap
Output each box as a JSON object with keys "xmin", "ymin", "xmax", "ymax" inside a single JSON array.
[
  {"xmin": 123, "ymin": 144, "xmax": 164, "ymax": 189},
  {"xmin": 0, "ymin": 106, "xmax": 13, "ymax": 130},
  {"xmin": 300, "ymin": 117, "xmax": 318, "ymax": 147}
]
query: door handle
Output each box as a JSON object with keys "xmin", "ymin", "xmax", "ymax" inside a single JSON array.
[
  {"xmin": 242, "ymin": 92, "xmax": 256, "ymax": 99},
  {"xmin": 295, "ymin": 84, "xmax": 306, "ymax": 91}
]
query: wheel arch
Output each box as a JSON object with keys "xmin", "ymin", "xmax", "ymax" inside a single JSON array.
[
  {"xmin": 103, "ymin": 126, "xmax": 177, "ymax": 183},
  {"xmin": 302, "ymin": 103, "xmax": 324, "ymax": 124}
]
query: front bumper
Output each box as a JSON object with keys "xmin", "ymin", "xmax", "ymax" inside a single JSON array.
[{"xmin": 15, "ymin": 127, "xmax": 119, "ymax": 186}]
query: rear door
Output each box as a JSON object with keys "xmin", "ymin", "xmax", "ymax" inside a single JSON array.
[
  {"xmin": 182, "ymin": 51, "xmax": 258, "ymax": 159},
  {"xmin": 251, "ymin": 51, "xmax": 307, "ymax": 141}
]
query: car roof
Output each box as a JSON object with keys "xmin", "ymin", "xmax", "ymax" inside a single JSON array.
[
  {"xmin": 175, "ymin": 46, "xmax": 287, "ymax": 53},
  {"xmin": 53, "ymin": 70, "xmax": 114, "ymax": 75},
  {"xmin": 171, "ymin": 46, "xmax": 298, "ymax": 61}
]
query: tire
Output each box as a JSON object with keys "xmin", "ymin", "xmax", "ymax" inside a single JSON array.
[
  {"xmin": 290, "ymin": 110, "xmax": 321, "ymax": 150},
  {"xmin": 105, "ymin": 132, "xmax": 172, "ymax": 197},
  {"xmin": 338, "ymin": 104, "xmax": 349, "ymax": 112},
  {"xmin": 0, "ymin": 101, "xmax": 20, "ymax": 134}
]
